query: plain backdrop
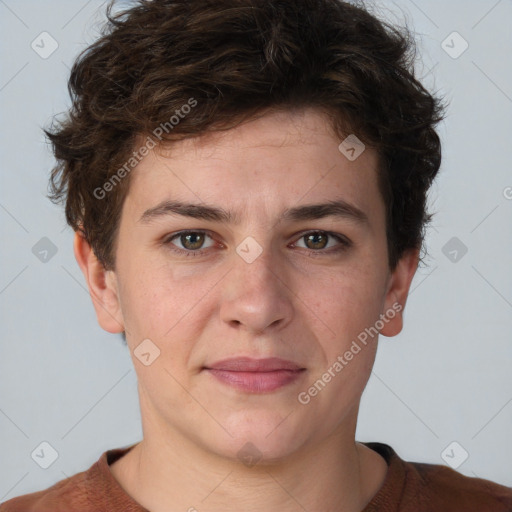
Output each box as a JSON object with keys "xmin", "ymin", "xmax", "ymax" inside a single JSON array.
[{"xmin": 1, "ymin": 0, "xmax": 511, "ymax": 502}]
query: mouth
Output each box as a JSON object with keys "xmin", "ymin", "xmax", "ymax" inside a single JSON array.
[{"xmin": 203, "ymin": 357, "xmax": 306, "ymax": 393}]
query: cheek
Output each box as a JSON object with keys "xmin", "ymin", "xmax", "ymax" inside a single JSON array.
[
  {"xmin": 300, "ymin": 264, "xmax": 384, "ymax": 342},
  {"xmin": 119, "ymin": 261, "xmax": 215, "ymax": 344}
]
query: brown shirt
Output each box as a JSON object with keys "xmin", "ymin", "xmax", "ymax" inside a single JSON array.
[{"xmin": 1, "ymin": 442, "xmax": 511, "ymax": 511}]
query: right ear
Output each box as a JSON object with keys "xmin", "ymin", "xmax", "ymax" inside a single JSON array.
[{"xmin": 73, "ymin": 231, "xmax": 125, "ymax": 334}]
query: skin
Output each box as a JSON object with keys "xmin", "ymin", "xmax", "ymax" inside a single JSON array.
[{"xmin": 75, "ymin": 107, "xmax": 419, "ymax": 512}]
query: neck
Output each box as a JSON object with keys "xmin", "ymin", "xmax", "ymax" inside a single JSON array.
[{"xmin": 110, "ymin": 410, "xmax": 388, "ymax": 512}]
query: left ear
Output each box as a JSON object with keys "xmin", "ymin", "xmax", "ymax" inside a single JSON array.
[{"xmin": 379, "ymin": 248, "xmax": 420, "ymax": 337}]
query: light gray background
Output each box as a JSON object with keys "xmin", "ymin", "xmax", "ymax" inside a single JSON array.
[{"xmin": 1, "ymin": 0, "xmax": 511, "ymax": 502}]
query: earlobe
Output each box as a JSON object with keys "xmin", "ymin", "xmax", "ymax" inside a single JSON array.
[
  {"xmin": 379, "ymin": 248, "xmax": 420, "ymax": 338},
  {"xmin": 73, "ymin": 231, "xmax": 125, "ymax": 334}
]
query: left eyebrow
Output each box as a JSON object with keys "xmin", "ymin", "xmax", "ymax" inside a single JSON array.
[
  {"xmin": 282, "ymin": 199, "xmax": 369, "ymax": 227},
  {"xmin": 138, "ymin": 198, "xmax": 370, "ymax": 227}
]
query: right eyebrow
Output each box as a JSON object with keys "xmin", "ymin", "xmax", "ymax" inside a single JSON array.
[{"xmin": 138, "ymin": 200, "xmax": 236, "ymax": 224}]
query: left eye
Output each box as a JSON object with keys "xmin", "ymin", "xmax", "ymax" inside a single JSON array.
[{"xmin": 293, "ymin": 231, "xmax": 348, "ymax": 251}]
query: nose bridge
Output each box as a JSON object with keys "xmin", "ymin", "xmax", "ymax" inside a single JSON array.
[
  {"xmin": 235, "ymin": 237, "xmax": 278, "ymax": 289},
  {"xmin": 219, "ymin": 236, "xmax": 293, "ymax": 333},
  {"xmin": 233, "ymin": 234, "xmax": 284, "ymax": 298}
]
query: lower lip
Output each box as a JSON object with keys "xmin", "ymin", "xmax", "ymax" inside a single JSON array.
[{"xmin": 205, "ymin": 369, "xmax": 306, "ymax": 393}]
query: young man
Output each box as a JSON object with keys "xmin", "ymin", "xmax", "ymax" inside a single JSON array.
[{"xmin": 2, "ymin": 0, "xmax": 511, "ymax": 511}]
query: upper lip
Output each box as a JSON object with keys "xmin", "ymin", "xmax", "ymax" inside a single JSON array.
[{"xmin": 204, "ymin": 357, "xmax": 305, "ymax": 372}]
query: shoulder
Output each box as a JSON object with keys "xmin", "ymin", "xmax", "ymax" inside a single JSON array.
[
  {"xmin": 0, "ymin": 470, "xmax": 91, "ymax": 512},
  {"xmin": 407, "ymin": 460, "xmax": 512, "ymax": 511},
  {"xmin": 0, "ymin": 446, "xmax": 137, "ymax": 512},
  {"xmin": 364, "ymin": 442, "xmax": 512, "ymax": 512}
]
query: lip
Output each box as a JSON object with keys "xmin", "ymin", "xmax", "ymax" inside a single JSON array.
[
  {"xmin": 203, "ymin": 357, "xmax": 306, "ymax": 393},
  {"xmin": 205, "ymin": 357, "xmax": 304, "ymax": 372}
]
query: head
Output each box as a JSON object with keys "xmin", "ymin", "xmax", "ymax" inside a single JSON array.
[{"xmin": 47, "ymin": 0, "xmax": 444, "ymax": 462}]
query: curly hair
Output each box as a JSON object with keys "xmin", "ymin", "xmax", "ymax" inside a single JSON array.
[{"xmin": 46, "ymin": 0, "xmax": 445, "ymax": 272}]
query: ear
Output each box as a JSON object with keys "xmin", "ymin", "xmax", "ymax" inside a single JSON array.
[
  {"xmin": 73, "ymin": 231, "xmax": 125, "ymax": 334},
  {"xmin": 379, "ymin": 248, "xmax": 420, "ymax": 337}
]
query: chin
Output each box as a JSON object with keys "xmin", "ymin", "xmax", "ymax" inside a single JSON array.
[{"xmin": 208, "ymin": 411, "xmax": 309, "ymax": 465}]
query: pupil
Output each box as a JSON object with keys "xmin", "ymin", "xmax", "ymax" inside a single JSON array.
[
  {"xmin": 183, "ymin": 233, "xmax": 203, "ymax": 249},
  {"xmin": 307, "ymin": 233, "xmax": 326, "ymax": 249}
]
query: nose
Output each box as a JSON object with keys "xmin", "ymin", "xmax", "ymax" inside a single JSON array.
[{"xmin": 219, "ymin": 243, "xmax": 294, "ymax": 335}]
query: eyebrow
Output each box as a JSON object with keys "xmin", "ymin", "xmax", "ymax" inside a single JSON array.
[{"xmin": 138, "ymin": 198, "xmax": 369, "ymax": 227}]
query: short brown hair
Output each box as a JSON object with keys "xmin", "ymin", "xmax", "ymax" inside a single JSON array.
[{"xmin": 46, "ymin": 0, "xmax": 445, "ymax": 271}]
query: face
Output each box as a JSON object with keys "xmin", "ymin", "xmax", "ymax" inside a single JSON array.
[{"xmin": 78, "ymin": 108, "xmax": 418, "ymax": 462}]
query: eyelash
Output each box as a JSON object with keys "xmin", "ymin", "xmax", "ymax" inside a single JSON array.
[{"xmin": 162, "ymin": 230, "xmax": 351, "ymax": 258}]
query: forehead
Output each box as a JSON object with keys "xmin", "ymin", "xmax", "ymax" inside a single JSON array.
[{"xmin": 123, "ymin": 108, "xmax": 385, "ymax": 230}]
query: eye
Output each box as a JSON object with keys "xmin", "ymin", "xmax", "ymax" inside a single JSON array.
[
  {"xmin": 164, "ymin": 230, "xmax": 216, "ymax": 256},
  {"xmin": 293, "ymin": 231, "xmax": 351, "ymax": 253}
]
